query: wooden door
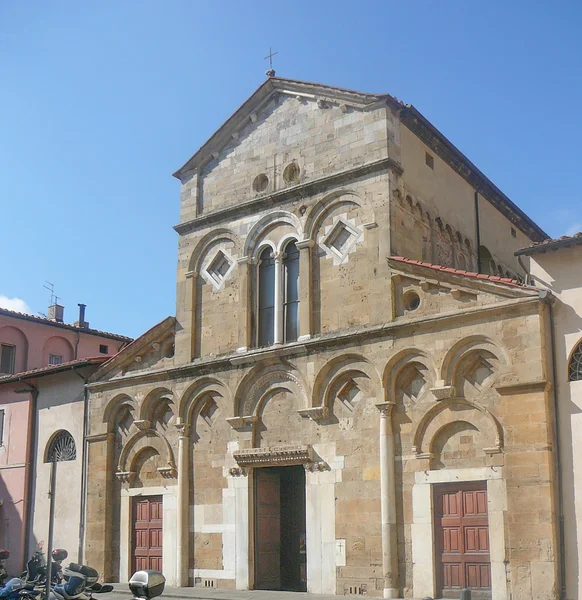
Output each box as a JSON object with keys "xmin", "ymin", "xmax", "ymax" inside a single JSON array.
[
  {"xmin": 435, "ymin": 482, "xmax": 491, "ymax": 599},
  {"xmin": 132, "ymin": 496, "xmax": 163, "ymax": 573},
  {"xmin": 254, "ymin": 470, "xmax": 281, "ymax": 590}
]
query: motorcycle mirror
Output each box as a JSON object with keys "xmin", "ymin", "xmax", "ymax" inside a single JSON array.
[{"xmin": 128, "ymin": 570, "xmax": 165, "ymax": 600}]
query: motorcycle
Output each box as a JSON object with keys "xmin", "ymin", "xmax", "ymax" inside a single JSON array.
[
  {"xmin": 20, "ymin": 549, "xmax": 69, "ymax": 585},
  {"xmin": 0, "ymin": 550, "xmax": 9, "ymax": 585}
]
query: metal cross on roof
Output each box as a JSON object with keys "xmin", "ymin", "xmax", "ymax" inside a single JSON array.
[{"xmin": 264, "ymin": 47, "xmax": 278, "ymax": 77}]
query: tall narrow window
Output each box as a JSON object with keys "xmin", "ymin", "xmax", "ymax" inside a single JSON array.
[
  {"xmin": 283, "ymin": 241, "xmax": 300, "ymax": 342},
  {"xmin": 0, "ymin": 345, "xmax": 15, "ymax": 375},
  {"xmin": 0, "ymin": 410, "xmax": 5, "ymax": 446},
  {"xmin": 258, "ymin": 247, "xmax": 275, "ymax": 347}
]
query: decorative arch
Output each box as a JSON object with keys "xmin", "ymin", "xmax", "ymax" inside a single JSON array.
[
  {"xmin": 568, "ymin": 338, "xmax": 582, "ymax": 382},
  {"xmin": 188, "ymin": 228, "xmax": 240, "ymax": 273},
  {"xmin": 233, "ymin": 361, "xmax": 309, "ymax": 417},
  {"xmin": 383, "ymin": 348, "xmax": 436, "ymax": 404},
  {"xmin": 42, "ymin": 336, "xmax": 75, "ymax": 364},
  {"xmin": 412, "ymin": 398, "xmax": 503, "ymax": 456},
  {"xmin": 0, "ymin": 326, "xmax": 29, "ymax": 373},
  {"xmin": 139, "ymin": 387, "xmax": 175, "ymax": 422},
  {"xmin": 440, "ymin": 335, "xmax": 509, "ymax": 388},
  {"xmin": 243, "ymin": 211, "xmax": 303, "ymax": 258},
  {"xmin": 103, "ymin": 393, "xmax": 138, "ymax": 433},
  {"xmin": 178, "ymin": 376, "xmax": 230, "ymax": 424},
  {"xmin": 312, "ymin": 353, "xmax": 381, "ymax": 410},
  {"xmin": 45, "ymin": 430, "xmax": 77, "ymax": 462},
  {"xmin": 118, "ymin": 428, "xmax": 176, "ymax": 474},
  {"xmin": 304, "ymin": 190, "xmax": 362, "ymax": 240}
]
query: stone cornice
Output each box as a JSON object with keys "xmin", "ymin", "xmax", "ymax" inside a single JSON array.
[
  {"xmin": 87, "ymin": 295, "xmax": 542, "ymax": 392},
  {"xmin": 233, "ymin": 445, "xmax": 314, "ymax": 468},
  {"xmin": 173, "ymin": 157, "xmax": 402, "ymax": 236}
]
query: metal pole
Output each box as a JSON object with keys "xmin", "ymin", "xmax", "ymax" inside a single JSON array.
[{"xmin": 45, "ymin": 459, "xmax": 57, "ymax": 600}]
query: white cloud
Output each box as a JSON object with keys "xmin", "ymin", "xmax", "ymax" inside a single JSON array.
[
  {"xmin": 565, "ymin": 223, "xmax": 582, "ymax": 237},
  {"xmin": 0, "ymin": 296, "xmax": 32, "ymax": 314}
]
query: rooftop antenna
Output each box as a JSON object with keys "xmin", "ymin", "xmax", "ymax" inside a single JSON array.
[
  {"xmin": 264, "ymin": 46, "xmax": 278, "ymax": 78},
  {"xmin": 43, "ymin": 281, "xmax": 57, "ymax": 306}
]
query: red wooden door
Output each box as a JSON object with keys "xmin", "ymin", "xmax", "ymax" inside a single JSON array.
[
  {"xmin": 435, "ymin": 482, "xmax": 491, "ymax": 599},
  {"xmin": 132, "ymin": 496, "xmax": 163, "ymax": 573},
  {"xmin": 254, "ymin": 470, "xmax": 281, "ymax": 590}
]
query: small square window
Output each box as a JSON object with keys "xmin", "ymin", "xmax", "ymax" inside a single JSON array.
[
  {"xmin": 205, "ymin": 250, "xmax": 233, "ymax": 286},
  {"xmin": 425, "ymin": 152, "xmax": 434, "ymax": 169},
  {"xmin": 48, "ymin": 354, "xmax": 63, "ymax": 366},
  {"xmin": 99, "ymin": 344, "xmax": 109, "ymax": 354},
  {"xmin": 327, "ymin": 223, "xmax": 354, "ymax": 255},
  {"xmin": 511, "ymin": 227, "xmax": 517, "ymax": 238}
]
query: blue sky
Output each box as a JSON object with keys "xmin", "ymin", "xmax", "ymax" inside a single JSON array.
[{"xmin": 1, "ymin": 1, "xmax": 580, "ymax": 339}]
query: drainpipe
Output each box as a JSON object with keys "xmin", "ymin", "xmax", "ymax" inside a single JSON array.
[
  {"xmin": 474, "ymin": 191, "xmax": 482, "ymax": 273},
  {"xmin": 22, "ymin": 384, "xmax": 38, "ymax": 572},
  {"xmin": 77, "ymin": 374, "xmax": 90, "ymax": 564},
  {"xmin": 541, "ymin": 290, "xmax": 566, "ymax": 599},
  {"xmin": 376, "ymin": 402, "xmax": 397, "ymax": 599}
]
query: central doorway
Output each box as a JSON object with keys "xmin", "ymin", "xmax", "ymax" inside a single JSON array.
[{"xmin": 254, "ymin": 465, "xmax": 307, "ymax": 591}]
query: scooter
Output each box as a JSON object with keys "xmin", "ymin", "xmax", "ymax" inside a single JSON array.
[{"xmin": 21, "ymin": 549, "xmax": 69, "ymax": 585}]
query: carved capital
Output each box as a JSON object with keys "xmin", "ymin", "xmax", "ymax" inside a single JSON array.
[
  {"xmin": 430, "ymin": 385, "xmax": 456, "ymax": 400},
  {"xmin": 115, "ymin": 471, "xmax": 136, "ymax": 484},
  {"xmin": 296, "ymin": 239, "xmax": 315, "ymax": 250},
  {"xmin": 133, "ymin": 420, "xmax": 151, "ymax": 431},
  {"xmin": 298, "ymin": 406, "xmax": 329, "ymax": 423},
  {"xmin": 175, "ymin": 422, "xmax": 190, "ymax": 437},
  {"xmin": 304, "ymin": 461, "xmax": 329, "ymax": 472},
  {"xmin": 375, "ymin": 402, "xmax": 395, "ymax": 416},
  {"xmin": 157, "ymin": 466, "xmax": 177, "ymax": 479},
  {"xmin": 228, "ymin": 467, "xmax": 248, "ymax": 477}
]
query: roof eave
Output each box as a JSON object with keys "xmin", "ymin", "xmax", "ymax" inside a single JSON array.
[{"xmin": 515, "ymin": 237, "xmax": 582, "ymax": 256}]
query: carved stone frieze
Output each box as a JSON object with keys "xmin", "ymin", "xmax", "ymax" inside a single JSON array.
[
  {"xmin": 228, "ymin": 467, "xmax": 248, "ymax": 477},
  {"xmin": 157, "ymin": 466, "xmax": 177, "ymax": 478},
  {"xmin": 233, "ymin": 444, "xmax": 315, "ymax": 468}
]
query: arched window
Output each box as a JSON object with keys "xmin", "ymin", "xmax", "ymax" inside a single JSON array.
[
  {"xmin": 46, "ymin": 430, "xmax": 76, "ymax": 462},
  {"xmin": 569, "ymin": 341, "xmax": 582, "ymax": 382},
  {"xmin": 283, "ymin": 241, "xmax": 300, "ymax": 343},
  {"xmin": 258, "ymin": 247, "xmax": 275, "ymax": 347}
]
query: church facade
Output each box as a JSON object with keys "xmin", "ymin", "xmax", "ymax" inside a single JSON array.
[{"xmin": 85, "ymin": 77, "xmax": 559, "ymax": 600}]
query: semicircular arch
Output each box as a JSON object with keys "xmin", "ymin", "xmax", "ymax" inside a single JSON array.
[
  {"xmin": 140, "ymin": 387, "xmax": 175, "ymax": 422},
  {"xmin": 383, "ymin": 348, "xmax": 436, "ymax": 403},
  {"xmin": 179, "ymin": 376, "xmax": 230, "ymax": 424},
  {"xmin": 304, "ymin": 190, "xmax": 362, "ymax": 240},
  {"xmin": 103, "ymin": 394, "xmax": 138, "ymax": 432},
  {"xmin": 244, "ymin": 211, "xmax": 303, "ymax": 258},
  {"xmin": 188, "ymin": 228, "xmax": 240, "ymax": 273},
  {"xmin": 119, "ymin": 428, "xmax": 175, "ymax": 473}
]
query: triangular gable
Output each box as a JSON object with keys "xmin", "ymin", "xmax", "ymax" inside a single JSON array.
[
  {"xmin": 173, "ymin": 77, "xmax": 398, "ymax": 181},
  {"xmin": 90, "ymin": 316, "xmax": 176, "ymax": 382}
]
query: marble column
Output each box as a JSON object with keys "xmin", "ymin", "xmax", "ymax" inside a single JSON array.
[
  {"xmin": 176, "ymin": 421, "xmax": 190, "ymax": 586},
  {"xmin": 296, "ymin": 239, "xmax": 314, "ymax": 341},
  {"xmin": 273, "ymin": 251, "xmax": 284, "ymax": 345},
  {"xmin": 376, "ymin": 402, "xmax": 398, "ymax": 598}
]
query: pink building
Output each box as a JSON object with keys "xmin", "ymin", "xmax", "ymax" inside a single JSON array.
[{"xmin": 0, "ymin": 304, "xmax": 130, "ymax": 574}]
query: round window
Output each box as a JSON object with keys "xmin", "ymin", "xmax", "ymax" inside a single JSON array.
[
  {"xmin": 253, "ymin": 173, "xmax": 269, "ymax": 193},
  {"xmin": 283, "ymin": 162, "xmax": 300, "ymax": 185},
  {"xmin": 403, "ymin": 291, "xmax": 421, "ymax": 312}
]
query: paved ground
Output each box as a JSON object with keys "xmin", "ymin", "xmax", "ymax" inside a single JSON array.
[{"xmin": 105, "ymin": 586, "xmax": 342, "ymax": 600}]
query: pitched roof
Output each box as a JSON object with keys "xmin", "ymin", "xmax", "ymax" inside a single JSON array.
[
  {"xmin": 0, "ymin": 307, "xmax": 133, "ymax": 342},
  {"xmin": 173, "ymin": 76, "xmax": 547, "ymax": 242},
  {"xmin": 89, "ymin": 316, "xmax": 176, "ymax": 382},
  {"xmin": 388, "ymin": 256, "xmax": 528, "ymax": 289},
  {"xmin": 0, "ymin": 357, "xmax": 108, "ymax": 385},
  {"xmin": 515, "ymin": 232, "xmax": 582, "ymax": 256}
]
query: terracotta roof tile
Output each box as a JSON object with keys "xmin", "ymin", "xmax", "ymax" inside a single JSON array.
[
  {"xmin": 0, "ymin": 307, "xmax": 132, "ymax": 342},
  {"xmin": 388, "ymin": 256, "xmax": 526, "ymax": 288},
  {"xmin": 515, "ymin": 232, "xmax": 582, "ymax": 256},
  {"xmin": 0, "ymin": 356, "xmax": 109, "ymax": 385}
]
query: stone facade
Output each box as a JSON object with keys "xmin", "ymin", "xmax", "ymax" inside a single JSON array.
[{"xmin": 85, "ymin": 77, "xmax": 559, "ymax": 599}]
